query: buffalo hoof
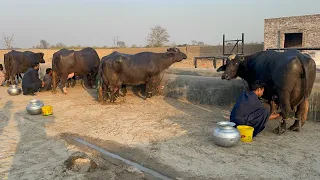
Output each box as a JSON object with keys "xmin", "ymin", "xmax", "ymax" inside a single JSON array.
[
  {"xmin": 273, "ymin": 121, "xmax": 286, "ymax": 134},
  {"xmin": 62, "ymin": 87, "xmax": 68, "ymax": 94},
  {"xmin": 146, "ymin": 93, "xmax": 153, "ymax": 98},
  {"xmin": 273, "ymin": 126, "xmax": 286, "ymax": 134},
  {"xmin": 289, "ymin": 120, "xmax": 300, "ymax": 131}
]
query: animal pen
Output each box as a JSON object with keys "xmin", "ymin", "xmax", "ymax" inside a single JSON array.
[{"xmin": 194, "ymin": 33, "xmax": 244, "ymax": 68}]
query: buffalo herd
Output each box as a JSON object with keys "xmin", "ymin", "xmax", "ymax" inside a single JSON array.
[{"xmin": 2, "ymin": 47, "xmax": 317, "ymax": 134}]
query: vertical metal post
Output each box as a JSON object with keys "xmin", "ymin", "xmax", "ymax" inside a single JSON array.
[
  {"xmin": 236, "ymin": 41, "xmax": 239, "ymax": 54},
  {"xmin": 194, "ymin": 57, "xmax": 197, "ymax": 68},
  {"xmin": 242, "ymin": 33, "xmax": 244, "ymax": 55},
  {"xmin": 223, "ymin": 34, "xmax": 225, "ymax": 55},
  {"xmin": 213, "ymin": 58, "xmax": 217, "ymax": 69},
  {"xmin": 277, "ymin": 30, "xmax": 280, "ymax": 50}
]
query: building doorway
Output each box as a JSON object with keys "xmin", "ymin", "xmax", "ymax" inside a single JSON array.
[{"xmin": 284, "ymin": 33, "xmax": 303, "ymax": 48}]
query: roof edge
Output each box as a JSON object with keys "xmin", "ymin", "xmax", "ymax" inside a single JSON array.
[{"xmin": 265, "ymin": 14, "xmax": 320, "ymax": 21}]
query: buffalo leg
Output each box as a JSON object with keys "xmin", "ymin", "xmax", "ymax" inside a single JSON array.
[
  {"xmin": 109, "ymin": 86, "xmax": 118, "ymax": 102},
  {"xmin": 52, "ymin": 70, "xmax": 58, "ymax": 93},
  {"xmin": 10, "ymin": 74, "xmax": 16, "ymax": 85},
  {"xmin": 16, "ymin": 74, "xmax": 20, "ymax": 83},
  {"xmin": 145, "ymin": 77, "xmax": 155, "ymax": 98},
  {"xmin": 70, "ymin": 76, "xmax": 76, "ymax": 87},
  {"xmin": 120, "ymin": 84, "xmax": 127, "ymax": 97},
  {"xmin": 289, "ymin": 98, "xmax": 309, "ymax": 131},
  {"xmin": 66, "ymin": 79, "xmax": 70, "ymax": 88},
  {"xmin": 98, "ymin": 79, "xmax": 104, "ymax": 103},
  {"xmin": 17, "ymin": 73, "xmax": 22, "ymax": 83},
  {"xmin": 273, "ymin": 91, "xmax": 292, "ymax": 134},
  {"xmin": 60, "ymin": 74, "xmax": 68, "ymax": 94}
]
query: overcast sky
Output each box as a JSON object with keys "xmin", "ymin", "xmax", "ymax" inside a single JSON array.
[{"xmin": 0, "ymin": 0, "xmax": 319, "ymax": 48}]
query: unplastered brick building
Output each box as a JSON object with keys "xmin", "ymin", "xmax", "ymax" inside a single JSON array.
[{"xmin": 264, "ymin": 14, "xmax": 320, "ymax": 64}]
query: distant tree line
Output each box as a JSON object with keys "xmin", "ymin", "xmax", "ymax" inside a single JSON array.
[{"xmin": 2, "ymin": 26, "xmax": 263, "ymax": 50}]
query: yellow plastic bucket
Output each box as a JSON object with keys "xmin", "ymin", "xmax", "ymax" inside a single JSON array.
[
  {"xmin": 42, "ymin": 105, "xmax": 53, "ymax": 116},
  {"xmin": 237, "ymin": 125, "xmax": 254, "ymax": 142}
]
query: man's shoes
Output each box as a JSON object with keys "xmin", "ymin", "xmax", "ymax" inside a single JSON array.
[{"xmin": 23, "ymin": 92, "xmax": 36, "ymax": 96}]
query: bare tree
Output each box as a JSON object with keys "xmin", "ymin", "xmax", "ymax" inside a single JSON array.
[
  {"xmin": 117, "ymin": 41, "xmax": 126, "ymax": 48},
  {"xmin": 191, "ymin": 40, "xmax": 205, "ymax": 46},
  {"xmin": 191, "ymin": 40, "xmax": 198, "ymax": 45},
  {"xmin": 197, "ymin": 41, "xmax": 205, "ymax": 46},
  {"xmin": 51, "ymin": 42, "xmax": 67, "ymax": 49},
  {"xmin": 2, "ymin": 33, "xmax": 14, "ymax": 49},
  {"xmin": 146, "ymin": 25, "xmax": 170, "ymax": 47},
  {"xmin": 39, "ymin": 40, "xmax": 50, "ymax": 49}
]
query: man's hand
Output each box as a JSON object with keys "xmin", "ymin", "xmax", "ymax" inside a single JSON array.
[
  {"xmin": 269, "ymin": 113, "xmax": 281, "ymax": 120},
  {"xmin": 41, "ymin": 81, "xmax": 45, "ymax": 87}
]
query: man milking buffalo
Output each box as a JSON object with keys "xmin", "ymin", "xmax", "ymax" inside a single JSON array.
[
  {"xmin": 22, "ymin": 63, "xmax": 44, "ymax": 95},
  {"xmin": 41, "ymin": 68, "xmax": 53, "ymax": 91},
  {"xmin": 217, "ymin": 50, "xmax": 316, "ymax": 134},
  {"xmin": 230, "ymin": 80, "xmax": 281, "ymax": 137}
]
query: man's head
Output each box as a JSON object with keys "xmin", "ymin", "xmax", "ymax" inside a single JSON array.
[
  {"xmin": 251, "ymin": 80, "xmax": 266, "ymax": 97},
  {"xmin": 31, "ymin": 63, "xmax": 40, "ymax": 70},
  {"xmin": 46, "ymin": 68, "xmax": 52, "ymax": 75}
]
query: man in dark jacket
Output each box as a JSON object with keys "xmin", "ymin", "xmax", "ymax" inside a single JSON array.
[
  {"xmin": 22, "ymin": 63, "xmax": 44, "ymax": 95},
  {"xmin": 230, "ymin": 80, "xmax": 281, "ymax": 137}
]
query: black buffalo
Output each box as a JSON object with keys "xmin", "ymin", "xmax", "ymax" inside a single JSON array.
[
  {"xmin": 4, "ymin": 50, "xmax": 45, "ymax": 85},
  {"xmin": 98, "ymin": 48, "xmax": 187, "ymax": 102},
  {"xmin": 217, "ymin": 50, "xmax": 316, "ymax": 134},
  {"xmin": 52, "ymin": 47, "xmax": 100, "ymax": 94}
]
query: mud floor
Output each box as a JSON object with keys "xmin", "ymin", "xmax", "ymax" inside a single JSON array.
[{"xmin": 1, "ymin": 84, "xmax": 320, "ymax": 180}]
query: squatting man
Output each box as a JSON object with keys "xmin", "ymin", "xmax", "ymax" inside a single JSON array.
[{"xmin": 230, "ymin": 80, "xmax": 282, "ymax": 137}]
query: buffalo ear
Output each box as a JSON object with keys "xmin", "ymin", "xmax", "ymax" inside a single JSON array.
[
  {"xmin": 167, "ymin": 52, "xmax": 175, "ymax": 57},
  {"xmin": 217, "ymin": 65, "xmax": 226, "ymax": 72}
]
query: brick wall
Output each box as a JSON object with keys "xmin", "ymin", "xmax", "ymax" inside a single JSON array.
[{"xmin": 264, "ymin": 14, "xmax": 320, "ymax": 50}]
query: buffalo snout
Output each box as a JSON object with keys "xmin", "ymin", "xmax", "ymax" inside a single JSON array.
[{"xmin": 182, "ymin": 54, "xmax": 187, "ymax": 59}]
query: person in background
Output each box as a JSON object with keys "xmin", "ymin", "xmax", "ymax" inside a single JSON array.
[
  {"xmin": 0, "ymin": 64, "xmax": 5, "ymax": 86},
  {"xmin": 230, "ymin": 80, "xmax": 281, "ymax": 137},
  {"xmin": 41, "ymin": 68, "xmax": 53, "ymax": 91},
  {"xmin": 22, "ymin": 63, "xmax": 44, "ymax": 96}
]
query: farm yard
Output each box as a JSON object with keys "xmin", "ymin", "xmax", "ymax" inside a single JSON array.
[
  {"xmin": 1, "ymin": 47, "xmax": 320, "ymax": 179},
  {"xmin": 1, "ymin": 2, "xmax": 320, "ymax": 178}
]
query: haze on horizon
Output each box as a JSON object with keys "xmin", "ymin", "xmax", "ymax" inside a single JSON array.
[{"xmin": 0, "ymin": 0, "xmax": 319, "ymax": 49}]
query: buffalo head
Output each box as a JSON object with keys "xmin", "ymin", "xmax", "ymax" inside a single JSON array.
[
  {"xmin": 167, "ymin": 48, "xmax": 187, "ymax": 62},
  {"xmin": 217, "ymin": 54, "xmax": 244, "ymax": 80},
  {"xmin": 37, "ymin": 52, "xmax": 45, "ymax": 63}
]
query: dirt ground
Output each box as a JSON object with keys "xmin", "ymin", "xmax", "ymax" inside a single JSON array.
[{"xmin": 1, "ymin": 82, "xmax": 320, "ymax": 180}]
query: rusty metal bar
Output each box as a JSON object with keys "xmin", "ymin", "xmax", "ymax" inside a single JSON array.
[
  {"xmin": 266, "ymin": 47, "xmax": 320, "ymax": 51},
  {"xmin": 223, "ymin": 34, "xmax": 225, "ymax": 55},
  {"xmin": 241, "ymin": 33, "xmax": 244, "ymax": 55}
]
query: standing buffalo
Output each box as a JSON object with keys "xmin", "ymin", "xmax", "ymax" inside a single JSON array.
[
  {"xmin": 4, "ymin": 50, "xmax": 45, "ymax": 85},
  {"xmin": 98, "ymin": 48, "xmax": 187, "ymax": 102},
  {"xmin": 52, "ymin": 47, "xmax": 100, "ymax": 94},
  {"xmin": 217, "ymin": 50, "xmax": 316, "ymax": 134}
]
